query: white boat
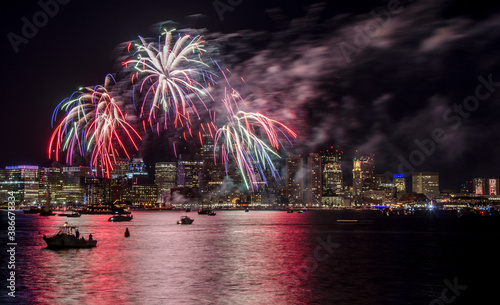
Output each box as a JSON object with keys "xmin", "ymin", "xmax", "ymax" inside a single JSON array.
[
  {"xmin": 43, "ymin": 222, "xmax": 97, "ymax": 249},
  {"xmin": 177, "ymin": 216, "xmax": 194, "ymax": 225}
]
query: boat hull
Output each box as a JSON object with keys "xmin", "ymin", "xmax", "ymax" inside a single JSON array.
[
  {"xmin": 108, "ymin": 215, "xmax": 133, "ymax": 222},
  {"xmin": 43, "ymin": 235, "xmax": 97, "ymax": 249},
  {"xmin": 177, "ymin": 217, "xmax": 194, "ymax": 225}
]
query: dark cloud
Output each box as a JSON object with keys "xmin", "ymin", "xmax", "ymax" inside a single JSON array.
[{"xmin": 209, "ymin": 0, "xmax": 500, "ymax": 188}]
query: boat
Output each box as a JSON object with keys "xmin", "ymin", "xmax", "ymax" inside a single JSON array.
[
  {"xmin": 108, "ymin": 214, "xmax": 134, "ymax": 222},
  {"xmin": 185, "ymin": 207, "xmax": 191, "ymax": 212},
  {"xmin": 177, "ymin": 216, "xmax": 194, "ymax": 225},
  {"xmin": 42, "ymin": 222, "xmax": 97, "ymax": 249},
  {"xmin": 23, "ymin": 207, "xmax": 41, "ymax": 214},
  {"xmin": 207, "ymin": 211, "xmax": 216, "ymax": 216},
  {"xmin": 245, "ymin": 209, "xmax": 249, "ymax": 212},
  {"xmin": 58, "ymin": 211, "xmax": 81, "ymax": 217},
  {"xmin": 198, "ymin": 208, "xmax": 211, "ymax": 214},
  {"xmin": 287, "ymin": 210, "xmax": 294, "ymax": 213},
  {"xmin": 81, "ymin": 203, "xmax": 131, "ymax": 215}
]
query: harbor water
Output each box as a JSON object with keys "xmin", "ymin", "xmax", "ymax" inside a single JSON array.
[{"xmin": 1, "ymin": 209, "xmax": 499, "ymax": 304}]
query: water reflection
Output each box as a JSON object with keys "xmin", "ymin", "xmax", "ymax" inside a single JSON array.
[{"xmin": 3, "ymin": 210, "xmax": 500, "ymax": 304}]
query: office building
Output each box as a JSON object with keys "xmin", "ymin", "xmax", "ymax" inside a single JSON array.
[
  {"xmin": 353, "ymin": 154, "xmax": 375, "ymax": 196},
  {"xmin": 155, "ymin": 162, "xmax": 177, "ymax": 202},
  {"xmin": 412, "ymin": 172, "xmax": 440, "ymax": 199},
  {"xmin": 38, "ymin": 167, "xmax": 63, "ymax": 205},
  {"xmin": 0, "ymin": 165, "xmax": 40, "ymax": 205},
  {"xmin": 286, "ymin": 155, "xmax": 304, "ymax": 203},
  {"xmin": 394, "ymin": 174, "xmax": 406, "ymax": 199},
  {"xmin": 320, "ymin": 148, "xmax": 343, "ymax": 194},
  {"xmin": 306, "ymin": 153, "xmax": 322, "ymax": 205},
  {"xmin": 62, "ymin": 166, "xmax": 91, "ymax": 204}
]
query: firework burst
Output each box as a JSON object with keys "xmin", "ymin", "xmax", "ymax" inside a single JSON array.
[
  {"xmin": 125, "ymin": 29, "xmax": 215, "ymax": 132},
  {"xmin": 49, "ymin": 76, "xmax": 142, "ymax": 178},
  {"xmin": 215, "ymin": 110, "xmax": 297, "ymax": 190}
]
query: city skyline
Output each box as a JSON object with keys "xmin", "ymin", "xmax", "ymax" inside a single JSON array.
[
  {"xmin": 4, "ymin": 147, "xmax": 500, "ymax": 208},
  {"xmin": 3, "ymin": 0, "xmax": 500, "ymax": 192}
]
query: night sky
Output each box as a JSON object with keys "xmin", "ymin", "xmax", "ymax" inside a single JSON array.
[{"xmin": 2, "ymin": 0, "xmax": 500, "ymax": 190}]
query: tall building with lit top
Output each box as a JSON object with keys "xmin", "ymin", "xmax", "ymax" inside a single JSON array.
[
  {"xmin": 306, "ymin": 153, "xmax": 322, "ymax": 205},
  {"xmin": 320, "ymin": 148, "xmax": 343, "ymax": 194},
  {"xmin": 412, "ymin": 172, "xmax": 439, "ymax": 199},
  {"xmin": 286, "ymin": 155, "xmax": 303, "ymax": 203},
  {"xmin": 394, "ymin": 174, "xmax": 406, "ymax": 199},
  {"xmin": 352, "ymin": 153, "xmax": 375, "ymax": 196}
]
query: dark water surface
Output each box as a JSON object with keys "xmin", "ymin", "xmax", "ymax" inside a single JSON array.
[{"xmin": 1, "ymin": 209, "xmax": 499, "ymax": 304}]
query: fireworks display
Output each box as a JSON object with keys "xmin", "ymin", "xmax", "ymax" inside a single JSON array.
[
  {"xmin": 215, "ymin": 110, "xmax": 297, "ymax": 190},
  {"xmin": 49, "ymin": 29, "xmax": 296, "ymax": 190},
  {"xmin": 125, "ymin": 30, "xmax": 214, "ymax": 131},
  {"xmin": 49, "ymin": 75, "xmax": 142, "ymax": 178}
]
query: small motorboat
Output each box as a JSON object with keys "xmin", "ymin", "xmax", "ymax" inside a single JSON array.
[
  {"xmin": 245, "ymin": 209, "xmax": 249, "ymax": 212},
  {"xmin": 287, "ymin": 210, "xmax": 294, "ymax": 213},
  {"xmin": 185, "ymin": 207, "xmax": 191, "ymax": 212},
  {"xmin": 207, "ymin": 211, "xmax": 216, "ymax": 216},
  {"xmin": 108, "ymin": 214, "xmax": 134, "ymax": 222},
  {"xmin": 42, "ymin": 222, "xmax": 97, "ymax": 249},
  {"xmin": 177, "ymin": 216, "xmax": 194, "ymax": 225}
]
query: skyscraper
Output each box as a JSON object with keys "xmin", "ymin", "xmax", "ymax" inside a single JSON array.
[
  {"xmin": 200, "ymin": 133, "xmax": 224, "ymax": 193},
  {"xmin": 62, "ymin": 166, "xmax": 91, "ymax": 204},
  {"xmin": 177, "ymin": 155, "xmax": 202, "ymax": 189},
  {"xmin": 352, "ymin": 153, "xmax": 375, "ymax": 196},
  {"xmin": 307, "ymin": 153, "xmax": 322, "ymax": 205},
  {"xmin": 286, "ymin": 155, "xmax": 303, "ymax": 204},
  {"xmin": 394, "ymin": 174, "xmax": 406, "ymax": 199},
  {"xmin": 39, "ymin": 167, "xmax": 63, "ymax": 205},
  {"xmin": 155, "ymin": 162, "xmax": 177, "ymax": 202},
  {"xmin": 320, "ymin": 149, "xmax": 343, "ymax": 194},
  {"xmin": 412, "ymin": 172, "xmax": 440, "ymax": 199}
]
